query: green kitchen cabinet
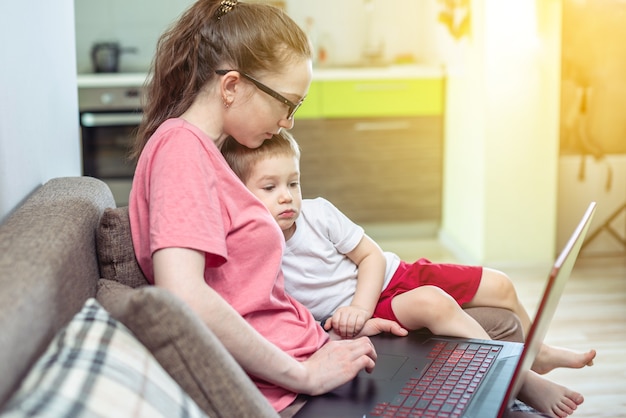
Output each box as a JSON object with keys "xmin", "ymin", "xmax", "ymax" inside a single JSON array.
[
  {"xmin": 320, "ymin": 78, "xmax": 443, "ymax": 118},
  {"xmin": 295, "ymin": 81, "xmax": 322, "ymax": 119},
  {"xmin": 297, "ymin": 78, "xmax": 443, "ymax": 119}
]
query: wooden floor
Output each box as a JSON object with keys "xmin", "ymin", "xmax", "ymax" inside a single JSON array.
[{"xmin": 370, "ymin": 233, "xmax": 626, "ymax": 418}]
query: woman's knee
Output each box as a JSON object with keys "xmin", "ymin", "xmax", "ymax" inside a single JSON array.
[{"xmin": 464, "ymin": 307, "xmax": 524, "ymax": 342}]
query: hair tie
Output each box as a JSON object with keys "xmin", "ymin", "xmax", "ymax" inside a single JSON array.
[{"xmin": 216, "ymin": 0, "xmax": 238, "ymax": 20}]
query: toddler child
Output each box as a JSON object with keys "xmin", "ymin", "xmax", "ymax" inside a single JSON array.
[{"xmin": 222, "ymin": 131, "xmax": 596, "ymax": 417}]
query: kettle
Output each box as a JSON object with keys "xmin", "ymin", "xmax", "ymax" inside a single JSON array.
[{"xmin": 91, "ymin": 42, "xmax": 137, "ymax": 73}]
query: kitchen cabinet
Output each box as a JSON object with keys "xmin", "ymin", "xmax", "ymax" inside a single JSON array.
[
  {"xmin": 320, "ymin": 78, "xmax": 442, "ymax": 117},
  {"xmin": 295, "ymin": 82, "xmax": 322, "ymax": 119},
  {"xmin": 290, "ymin": 68, "xmax": 444, "ymax": 224},
  {"xmin": 298, "ymin": 69, "xmax": 443, "ymax": 119},
  {"xmin": 292, "ymin": 116, "xmax": 442, "ymax": 223}
]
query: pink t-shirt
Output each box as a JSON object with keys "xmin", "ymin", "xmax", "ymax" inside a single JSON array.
[{"xmin": 129, "ymin": 118, "xmax": 328, "ymax": 411}]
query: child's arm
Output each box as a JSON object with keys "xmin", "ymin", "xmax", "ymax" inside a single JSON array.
[{"xmin": 327, "ymin": 234, "xmax": 387, "ymax": 338}]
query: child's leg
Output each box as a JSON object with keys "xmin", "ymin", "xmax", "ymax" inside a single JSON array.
[
  {"xmin": 465, "ymin": 268, "xmax": 596, "ymax": 374},
  {"xmin": 388, "ymin": 282, "xmax": 586, "ymax": 416},
  {"xmin": 385, "ymin": 267, "xmax": 588, "ymax": 417},
  {"xmin": 390, "ymin": 285, "xmax": 491, "ymax": 339},
  {"xmin": 518, "ymin": 371, "xmax": 584, "ymax": 417}
]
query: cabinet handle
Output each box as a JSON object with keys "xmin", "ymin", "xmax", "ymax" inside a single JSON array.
[
  {"xmin": 353, "ymin": 121, "xmax": 412, "ymax": 131},
  {"xmin": 354, "ymin": 83, "xmax": 409, "ymax": 92}
]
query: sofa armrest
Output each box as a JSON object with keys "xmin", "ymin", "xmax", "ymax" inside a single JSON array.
[{"xmin": 0, "ymin": 176, "xmax": 115, "ymax": 408}]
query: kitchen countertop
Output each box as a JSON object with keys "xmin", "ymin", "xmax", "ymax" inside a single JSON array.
[
  {"xmin": 77, "ymin": 65, "xmax": 445, "ymax": 89},
  {"xmin": 77, "ymin": 72, "xmax": 148, "ymax": 89},
  {"xmin": 312, "ymin": 64, "xmax": 444, "ymax": 81}
]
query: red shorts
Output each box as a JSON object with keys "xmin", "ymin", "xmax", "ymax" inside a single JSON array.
[{"xmin": 372, "ymin": 258, "xmax": 482, "ymax": 326}]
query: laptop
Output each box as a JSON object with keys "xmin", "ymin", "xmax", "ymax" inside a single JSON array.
[{"xmin": 296, "ymin": 202, "xmax": 596, "ymax": 418}]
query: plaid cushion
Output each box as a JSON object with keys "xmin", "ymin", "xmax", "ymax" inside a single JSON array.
[
  {"xmin": 0, "ymin": 299, "xmax": 208, "ymax": 418},
  {"xmin": 96, "ymin": 279, "xmax": 278, "ymax": 418}
]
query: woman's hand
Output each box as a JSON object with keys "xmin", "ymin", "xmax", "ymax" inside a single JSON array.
[
  {"xmin": 298, "ymin": 318, "xmax": 407, "ymax": 395},
  {"xmin": 294, "ymin": 336, "xmax": 378, "ymax": 395}
]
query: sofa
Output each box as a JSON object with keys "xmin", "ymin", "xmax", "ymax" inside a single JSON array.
[
  {"xmin": 0, "ymin": 176, "xmax": 538, "ymax": 418},
  {"xmin": 0, "ymin": 176, "xmax": 278, "ymax": 418}
]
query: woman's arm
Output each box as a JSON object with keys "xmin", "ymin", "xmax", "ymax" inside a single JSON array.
[
  {"xmin": 152, "ymin": 247, "xmax": 379, "ymax": 395},
  {"xmin": 328, "ymin": 234, "xmax": 387, "ymax": 338}
]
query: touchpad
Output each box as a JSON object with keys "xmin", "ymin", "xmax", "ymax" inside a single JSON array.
[{"xmin": 359, "ymin": 354, "xmax": 408, "ymax": 381}]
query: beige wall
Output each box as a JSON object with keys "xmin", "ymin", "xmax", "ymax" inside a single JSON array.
[{"xmin": 440, "ymin": 0, "xmax": 562, "ymax": 266}]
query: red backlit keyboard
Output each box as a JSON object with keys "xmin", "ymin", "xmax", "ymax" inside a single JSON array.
[{"xmin": 368, "ymin": 341, "xmax": 501, "ymax": 417}]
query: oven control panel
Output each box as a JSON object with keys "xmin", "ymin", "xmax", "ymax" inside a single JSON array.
[{"xmin": 78, "ymin": 86, "xmax": 144, "ymax": 111}]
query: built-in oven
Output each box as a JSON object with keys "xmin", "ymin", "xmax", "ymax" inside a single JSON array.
[{"xmin": 78, "ymin": 82, "xmax": 144, "ymax": 206}]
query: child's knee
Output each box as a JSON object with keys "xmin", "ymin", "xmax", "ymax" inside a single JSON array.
[
  {"xmin": 418, "ymin": 286, "xmax": 459, "ymax": 314},
  {"xmin": 492, "ymin": 271, "xmax": 518, "ymax": 305},
  {"xmin": 392, "ymin": 286, "xmax": 465, "ymax": 331}
]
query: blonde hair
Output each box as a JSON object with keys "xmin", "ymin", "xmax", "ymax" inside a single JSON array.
[
  {"xmin": 221, "ymin": 130, "xmax": 301, "ymax": 183},
  {"xmin": 131, "ymin": 0, "xmax": 311, "ymax": 161}
]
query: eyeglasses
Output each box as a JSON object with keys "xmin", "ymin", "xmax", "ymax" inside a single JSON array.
[{"xmin": 215, "ymin": 69, "xmax": 303, "ymax": 120}]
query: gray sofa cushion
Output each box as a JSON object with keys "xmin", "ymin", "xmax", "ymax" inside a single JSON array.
[
  {"xmin": 0, "ymin": 177, "xmax": 115, "ymax": 409},
  {"xmin": 96, "ymin": 206, "xmax": 149, "ymax": 288}
]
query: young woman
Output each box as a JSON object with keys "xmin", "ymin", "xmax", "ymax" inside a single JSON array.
[{"xmin": 128, "ymin": 0, "xmax": 408, "ymax": 414}]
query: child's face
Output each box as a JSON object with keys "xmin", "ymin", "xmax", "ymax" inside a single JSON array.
[{"xmin": 244, "ymin": 155, "xmax": 302, "ymax": 239}]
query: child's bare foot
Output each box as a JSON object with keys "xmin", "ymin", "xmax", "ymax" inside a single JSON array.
[
  {"xmin": 518, "ymin": 372, "xmax": 584, "ymax": 417},
  {"xmin": 532, "ymin": 344, "xmax": 596, "ymax": 375}
]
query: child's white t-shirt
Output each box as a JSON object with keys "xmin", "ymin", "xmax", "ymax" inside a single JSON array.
[{"xmin": 282, "ymin": 197, "xmax": 400, "ymax": 320}]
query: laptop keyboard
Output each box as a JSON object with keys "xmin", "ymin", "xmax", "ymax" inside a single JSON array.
[{"xmin": 368, "ymin": 341, "xmax": 501, "ymax": 417}]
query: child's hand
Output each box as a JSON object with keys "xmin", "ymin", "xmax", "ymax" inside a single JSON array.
[{"xmin": 328, "ymin": 306, "xmax": 372, "ymax": 339}]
